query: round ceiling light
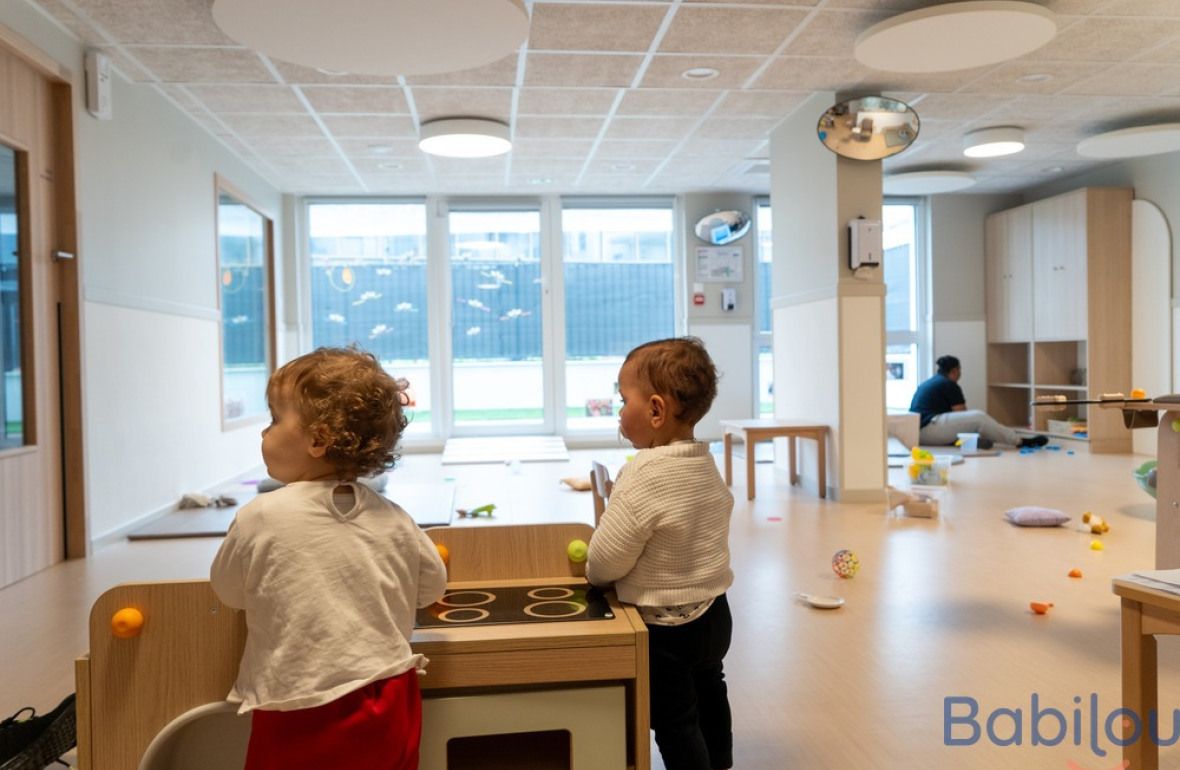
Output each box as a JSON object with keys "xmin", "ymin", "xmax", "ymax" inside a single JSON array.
[
  {"xmin": 883, "ymin": 171, "xmax": 976, "ymax": 195},
  {"xmin": 212, "ymin": 0, "xmax": 529, "ymax": 76},
  {"xmin": 419, "ymin": 118, "xmax": 511, "ymax": 158},
  {"xmin": 963, "ymin": 126, "xmax": 1025, "ymax": 158},
  {"xmin": 855, "ymin": 1, "xmax": 1056, "ymax": 73},
  {"xmin": 1076, "ymin": 124, "xmax": 1180, "ymax": 159}
]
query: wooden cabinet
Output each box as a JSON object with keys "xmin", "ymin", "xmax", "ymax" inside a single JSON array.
[
  {"xmin": 1032, "ymin": 191, "xmax": 1088, "ymax": 340},
  {"xmin": 985, "ymin": 187, "xmax": 1132, "ymax": 453},
  {"xmin": 985, "ymin": 203, "xmax": 1032, "ymax": 342}
]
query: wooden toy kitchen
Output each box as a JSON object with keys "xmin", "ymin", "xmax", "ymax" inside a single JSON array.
[{"xmin": 74, "ymin": 522, "xmax": 650, "ymax": 770}]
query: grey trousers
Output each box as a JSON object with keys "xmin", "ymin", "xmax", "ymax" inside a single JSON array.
[{"xmin": 918, "ymin": 409, "xmax": 1021, "ymax": 446}]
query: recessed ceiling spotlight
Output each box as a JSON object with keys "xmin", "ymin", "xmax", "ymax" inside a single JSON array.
[
  {"xmin": 1041, "ymin": 165, "xmax": 1064, "ymax": 173},
  {"xmin": 367, "ymin": 143, "xmax": 393, "ymax": 154},
  {"xmin": 314, "ymin": 67, "xmax": 349, "ymax": 76},
  {"xmin": 883, "ymin": 170, "xmax": 976, "ymax": 195},
  {"xmin": 418, "ymin": 118, "xmax": 511, "ymax": 158},
  {"xmin": 526, "ymin": 177, "xmax": 553, "ymax": 185},
  {"xmin": 1076, "ymin": 123, "xmax": 1180, "ymax": 159},
  {"xmin": 1018, "ymin": 72, "xmax": 1053, "ymax": 83},
  {"xmin": 681, "ymin": 67, "xmax": 720, "ymax": 81},
  {"xmin": 610, "ymin": 163, "xmax": 637, "ymax": 172},
  {"xmin": 377, "ymin": 161, "xmax": 403, "ymax": 170},
  {"xmin": 855, "ymin": 1, "xmax": 1057, "ymax": 73},
  {"xmin": 963, "ymin": 126, "xmax": 1025, "ymax": 158}
]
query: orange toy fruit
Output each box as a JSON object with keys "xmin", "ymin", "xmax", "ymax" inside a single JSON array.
[
  {"xmin": 1030, "ymin": 601, "xmax": 1054, "ymax": 615},
  {"xmin": 436, "ymin": 543, "xmax": 450, "ymax": 567},
  {"xmin": 1068, "ymin": 568, "xmax": 1083, "ymax": 578},
  {"xmin": 111, "ymin": 607, "xmax": 145, "ymax": 638},
  {"xmin": 1131, "ymin": 388, "xmax": 1147, "ymax": 400}
]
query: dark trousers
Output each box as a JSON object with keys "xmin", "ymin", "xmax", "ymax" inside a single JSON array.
[{"xmin": 647, "ymin": 593, "xmax": 733, "ymax": 770}]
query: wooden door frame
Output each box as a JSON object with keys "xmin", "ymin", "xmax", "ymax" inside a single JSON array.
[{"xmin": 0, "ymin": 23, "xmax": 86, "ymax": 557}]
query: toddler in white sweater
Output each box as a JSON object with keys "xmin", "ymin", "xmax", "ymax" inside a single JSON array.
[{"xmin": 587, "ymin": 336, "xmax": 734, "ymax": 770}]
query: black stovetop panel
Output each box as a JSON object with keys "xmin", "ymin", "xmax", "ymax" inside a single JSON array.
[{"xmin": 416, "ymin": 585, "xmax": 614, "ymax": 628}]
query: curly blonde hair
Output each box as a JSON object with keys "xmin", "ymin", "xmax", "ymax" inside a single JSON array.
[
  {"xmin": 267, "ymin": 347, "xmax": 409, "ymax": 480},
  {"xmin": 624, "ymin": 336, "xmax": 719, "ymax": 426}
]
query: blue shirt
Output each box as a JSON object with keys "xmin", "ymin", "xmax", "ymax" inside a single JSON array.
[{"xmin": 909, "ymin": 373, "xmax": 965, "ymax": 428}]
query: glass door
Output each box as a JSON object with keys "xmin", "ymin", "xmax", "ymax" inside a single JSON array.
[
  {"xmin": 883, "ymin": 200, "xmax": 926, "ymax": 410},
  {"xmin": 447, "ymin": 206, "xmax": 549, "ymax": 433}
]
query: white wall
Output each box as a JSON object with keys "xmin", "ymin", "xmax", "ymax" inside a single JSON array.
[{"xmin": 2, "ymin": 1, "xmax": 285, "ymax": 541}]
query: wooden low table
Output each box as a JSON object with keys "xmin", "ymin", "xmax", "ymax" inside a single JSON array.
[
  {"xmin": 720, "ymin": 418, "xmax": 829, "ymax": 500},
  {"xmin": 1111, "ymin": 577, "xmax": 1180, "ymax": 770}
]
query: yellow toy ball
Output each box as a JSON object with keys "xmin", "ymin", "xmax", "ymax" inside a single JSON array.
[
  {"xmin": 435, "ymin": 543, "xmax": 450, "ymax": 567},
  {"xmin": 1090, "ymin": 540, "xmax": 1105, "ymax": 551},
  {"xmin": 111, "ymin": 607, "xmax": 144, "ymax": 639},
  {"xmin": 567, "ymin": 539, "xmax": 589, "ymax": 563},
  {"xmin": 832, "ymin": 549, "xmax": 859, "ymax": 578}
]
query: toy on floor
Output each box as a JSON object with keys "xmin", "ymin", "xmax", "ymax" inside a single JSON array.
[
  {"xmin": 1077, "ymin": 511, "xmax": 1110, "ymax": 534},
  {"xmin": 1090, "ymin": 539, "xmax": 1105, "ymax": 551},
  {"xmin": 1069, "ymin": 568, "xmax": 1083, "ymax": 578},
  {"xmin": 885, "ymin": 485, "xmax": 938, "ymax": 518},
  {"xmin": 1029, "ymin": 601, "xmax": 1054, "ymax": 615},
  {"xmin": 832, "ymin": 549, "xmax": 859, "ymax": 578},
  {"xmin": 907, "ymin": 448, "xmax": 949, "ymax": 486},
  {"xmin": 456, "ymin": 503, "xmax": 496, "ymax": 518}
]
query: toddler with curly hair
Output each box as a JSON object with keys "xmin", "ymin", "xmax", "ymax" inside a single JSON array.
[{"xmin": 211, "ymin": 346, "xmax": 447, "ymax": 770}]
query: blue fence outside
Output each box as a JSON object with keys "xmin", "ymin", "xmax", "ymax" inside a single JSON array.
[{"xmin": 300, "ymin": 260, "xmax": 676, "ymax": 363}]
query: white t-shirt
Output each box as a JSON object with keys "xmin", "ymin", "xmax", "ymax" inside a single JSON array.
[{"xmin": 210, "ymin": 480, "xmax": 448, "ymax": 713}]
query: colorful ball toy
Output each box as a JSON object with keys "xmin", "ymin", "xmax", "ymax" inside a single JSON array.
[{"xmin": 832, "ymin": 549, "xmax": 859, "ymax": 579}]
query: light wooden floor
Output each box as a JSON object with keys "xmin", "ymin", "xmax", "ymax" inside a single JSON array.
[{"xmin": 4, "ymin": 444, "xmax": 1180, "ymax": 769}]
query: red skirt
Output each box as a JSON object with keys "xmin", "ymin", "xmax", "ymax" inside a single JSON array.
[{"xmin": 245, "ymin": 670, "xmax": 421, "ymax": 770}]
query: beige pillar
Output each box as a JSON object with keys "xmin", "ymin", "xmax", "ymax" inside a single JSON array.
[{"xmin": 768, "ymin": 92, "xmax": 886, "ymax": 502}]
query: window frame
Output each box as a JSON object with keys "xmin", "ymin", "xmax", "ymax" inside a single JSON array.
[{"xmin": 215, "ymin": 174, "xmax": 276, "ymax": 432}]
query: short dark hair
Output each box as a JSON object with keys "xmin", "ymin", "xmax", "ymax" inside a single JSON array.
[
  {"xmin": 267, "ymin": 347, "xmax": 409, "ymax": 480},
  {"xmin": 936, "ymin": 355, "xmax": 961, "ymax": 375},
  {"xmin": 623, "ymin": 336, "xmax": 719, "ymax": 426}
]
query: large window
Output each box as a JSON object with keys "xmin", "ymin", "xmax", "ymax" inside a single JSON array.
[
  {"xmin": 562, "ymin": 204, "xmax": 676, "ymax": 431},
  {"xmin": 216, "ymin": 179, "xmax": 274, "ymax": 427},
  {"xmin": 307, "ymin": 201, "xmax": 431, "ymax": 435},
  {"xmin": 449, "ymin": 208, "xmax": 544, "ymax": 429},
  {"xmin": 883, "ymin": 200, "xmax": 926, "ymax": 411},
  {"xmin": 0, "ymin": 145, "xmax": 25, "ymax": 449}
]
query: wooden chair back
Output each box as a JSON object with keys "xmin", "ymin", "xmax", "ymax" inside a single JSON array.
[{"xmin": 591, "ymin": 461, "xmax": 613, "ymax": 527}]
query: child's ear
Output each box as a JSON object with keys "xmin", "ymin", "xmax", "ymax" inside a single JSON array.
[
  {"xmin": 307, "ymin": 429, "xmax": 330, "ymax": 458},
  {"xmin": 648, "ymin": 394, "xmax": 667, "ymax": 427}
]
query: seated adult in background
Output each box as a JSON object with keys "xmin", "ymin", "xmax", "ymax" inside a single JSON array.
[{"xmin": 910, "ymin": 355, "xmax": 1048, "ymax": 449}]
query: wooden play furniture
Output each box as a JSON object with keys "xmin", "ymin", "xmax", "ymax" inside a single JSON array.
[
  {"xmin": 1111, "ymin": 577, "xmax": 1180, "ymax": 770},
  {"xmin": 75, "ymin": 523, "xmax": 650, "ymax": 770},
  {"xmin": 720, "ymin": 418, "xmax": 829, "ymax": 500}
]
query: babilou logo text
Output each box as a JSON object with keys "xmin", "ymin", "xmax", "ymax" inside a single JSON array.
[{"xmin": 945, "ymin": 694, "xmax": 1179, "ymax": 757}]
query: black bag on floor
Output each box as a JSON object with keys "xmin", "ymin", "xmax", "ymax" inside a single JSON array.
[{"xmin": 0, "ymin": 693, "xmax": 76, "ymax": 770}]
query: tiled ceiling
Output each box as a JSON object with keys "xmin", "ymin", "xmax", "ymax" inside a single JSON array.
[{"xmin": 30, "ymin": 0, "xmax": 1180, "ymax": 196}]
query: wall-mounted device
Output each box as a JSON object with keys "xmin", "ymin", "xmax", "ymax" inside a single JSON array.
[
  {"xmin": 848, "ymin": 217, "xmax": 882, "ymax": 270},
  {"xmin": 85, "ymin": 50, "xmax": 112, "ymax": 120},
  {"xmin": 721, "ymin": 287, "xmax": 737, "ymax": 312}
]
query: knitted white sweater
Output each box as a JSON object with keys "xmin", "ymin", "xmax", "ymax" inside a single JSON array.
[{"xmin": 587, "ymin": 441, "xmax": 733, "ymax": 608}]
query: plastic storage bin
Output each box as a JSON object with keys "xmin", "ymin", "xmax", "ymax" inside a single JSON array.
[{"xmin": 908, "ymin": 455, "xmax": 951, "ymax": 486}]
